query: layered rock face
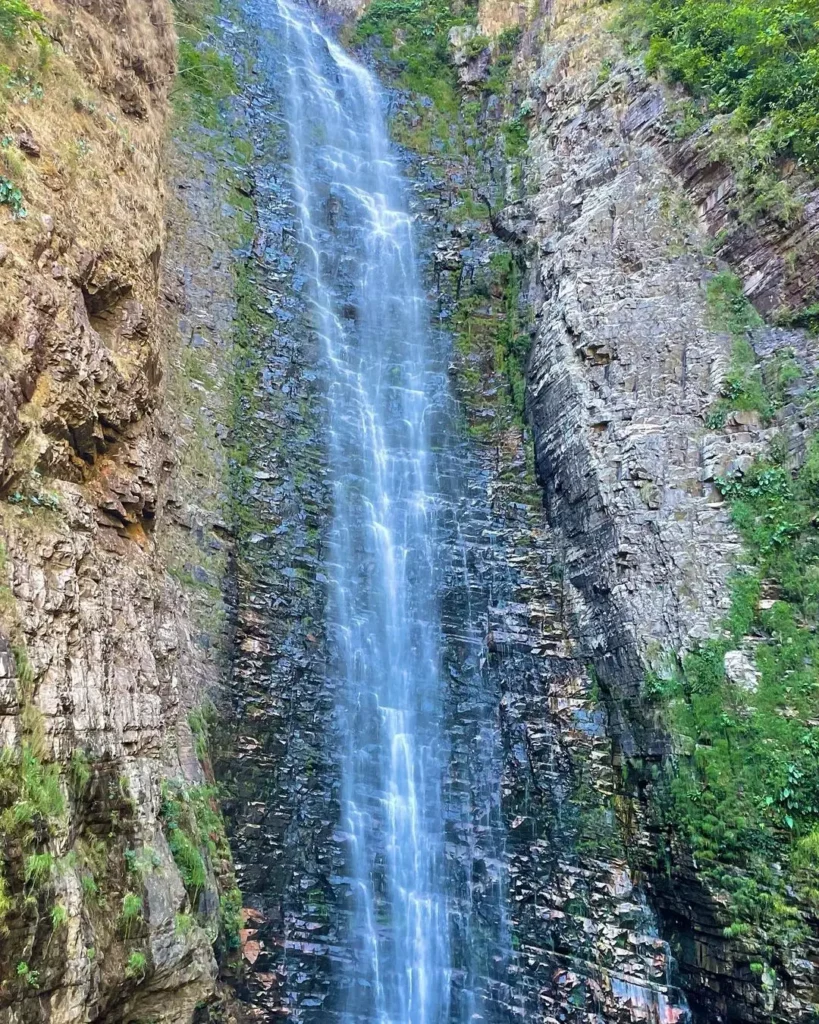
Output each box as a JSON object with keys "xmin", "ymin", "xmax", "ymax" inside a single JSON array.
[
  {"xmin": 1, "ymin": 0, "xmax": 816, "ymax": 1022},
  {"xmin": 0, "ymin": 1, "xmax": 238, "ymax": 1018},
  {"xmin": 516, "ymin": 0, "xmax": 819, "ymax": 1019}
]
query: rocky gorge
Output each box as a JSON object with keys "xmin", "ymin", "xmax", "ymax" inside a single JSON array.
[{"xmin": 0, "ymin": 0, "xmax": 817, "ymax": 1022}]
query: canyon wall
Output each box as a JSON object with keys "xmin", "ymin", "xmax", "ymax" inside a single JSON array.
[
  {"xmin": 516, "ymin": 0, "xmax": 819, "ymax": 1020},
  {"xmin": 0, "ymin": 0, "xmax": 240, "ymax": 1018},
  {"xmin": 1, "ymin": 0, "xmax": 817, "ymax": 1022}
]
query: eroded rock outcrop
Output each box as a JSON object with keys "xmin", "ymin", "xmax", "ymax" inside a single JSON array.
[{"xmin": 0, "ymin": 1, "xmax": 240, "ymax": 1018}]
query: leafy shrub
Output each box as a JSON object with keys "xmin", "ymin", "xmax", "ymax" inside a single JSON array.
[
  {"xmin": 16, "ymin": 961, "xmax": 39, "ymax": 987},
  {"xmin": 621, "ymin": 0, "xmax": 819, "ymax": 172},
  {"xmin": 0, "ymin": 177, "xmax": 26, "ymax": 218}
]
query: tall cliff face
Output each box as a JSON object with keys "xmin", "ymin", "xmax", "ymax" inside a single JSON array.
[
  {"xmin": 0, "ymin": 1, "xmax": 240, "ymax": 1019},
  {"xmin": 1, "ymin": 0, "xmax": 817, "ymax": 1021},
  {"xmin": 515, "ymin": 0, "xmax": 819, "ymax": 1019}
]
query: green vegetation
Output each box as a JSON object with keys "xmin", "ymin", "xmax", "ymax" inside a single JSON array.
[
  {"xmin": 454, "ymin": 252, "xmax": 530, "ymax": 428},
  {"xmin": 125, "ymin": 950, "xmax": 148, "ymax": 981},
  {"xmin": 0, "ymin": 745, "xmax": 65, "ymax": 835},
  {"xmin": 69, "ymin": 749, "xmax": 91, "ymax": 795},
  {"xmin": 353, "ymin": 0, "xmax": 528, "ymax": 162},
  {"xmin": 24, "ymin": 850, "xmax": 54, "ymax": 886},
  {"xmin": 0, "ymin": 175, "xmax": 25, "ymax": 217},
  {"xmin": 176, "ymin": 39, "xmax": 236, "ymax": 127},
  {"xmin": 621, "ymin": 0, "xmax": 819, "ymax": 173},
  {"xmin": 0, "ymin": 0, "xmax": 42, "ymax": 41},
  {"xmin": 171, "ymin": 0, "xmax": 236, "ymax": 128},
  {"xmin": 124, "ymin": 845, "xmax": 160, "ymax": 880},
  {"xmin": 188, "ymin": 702, "xmax": 216, "ymax": 765},
  {"xmin": 0, "ymin": 744, "xmax": 65, "ymax": 929},
  {"xmin": 219, "ymin": 884, "xmax": 242, "ymax": 952},
  {"xmin": 704, "ymin": 272, "xmax": 770, "ymax": 427},
  {"xmin": 502, "ymin": 117, "xmax": 529, "ymax": 159},
  {"xmin": 160, "ymin": 783, "xmax": 208, "ymax": 898},
  {"xmin": 776, "ymin": 301, "xmax": 819, "ymax": 334},
  {"xmin": 646, "ymin": 439, "xmax": 819, "ymax": 953},
  {"xmin": 354, "ymin": 0, "xmax": 477, "ymax": 115},
  {"xmin": 490, "ymin": 252, "xmax": 530, "ymax": 420},
  {"xmin": 228, "ymin": 259, "xmax": 275, "ymax": 541},
  {"xmin": 122, "ymin": 891, "xmax": 143, "ymax": 919},
  {"xmin": 175, "ymin": 911, "xmax": 195, "ymax": 936},
  {"xmin": 16, "ymin": 960, "xmax": 39, "ymax": 987},
  {"xmin": 159, "ymin": 777, "xmax": 242, "ymax": 953}
]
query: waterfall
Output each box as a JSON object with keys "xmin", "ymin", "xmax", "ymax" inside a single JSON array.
[{"xmin": 271, "ymin": 3, "xmax": 500, "ymax": 1022}]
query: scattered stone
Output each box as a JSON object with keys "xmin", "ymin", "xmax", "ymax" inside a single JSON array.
[
  {"xmin": 18, "ymin": 131, "xmax": 40, "ymax": 157},
  {"xmin": 724, "ymin": 649, "xmax": 760, "ymax": 692}
]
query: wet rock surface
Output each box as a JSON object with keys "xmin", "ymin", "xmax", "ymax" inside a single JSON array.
[{"xmin": 209, "ymin": 5, "xmax": 692, "ymax": 1022}]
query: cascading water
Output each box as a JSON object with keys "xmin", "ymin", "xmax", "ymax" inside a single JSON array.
[{"xmin": 271, "ymin": 3, "xmax": 504, "ymax": 1022}]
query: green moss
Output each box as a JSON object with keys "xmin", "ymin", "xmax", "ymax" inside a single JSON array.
[
  {"xmin": 15, "ymin": 960, "xmax": 39, "ymax": 987},
  {"xmin": 704, "ymin": 271, "xmax": 771, "ymax": 426}
]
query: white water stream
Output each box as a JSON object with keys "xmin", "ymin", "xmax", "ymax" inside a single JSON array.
[{"xmin": 275, "ymin": 4, "xmax": 464, "ymax": 1021}]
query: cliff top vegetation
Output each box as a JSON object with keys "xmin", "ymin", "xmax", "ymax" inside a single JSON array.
[{"xmin": 621, "ymin": 0, "xmax": 819, "ymax": 173}]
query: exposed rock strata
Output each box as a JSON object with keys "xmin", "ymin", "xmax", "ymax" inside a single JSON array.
[
  {"xmin": 517, "ymin": 0, "xmax": 819, "ymax": 1019},
  {"xmin": 0, "ymin": 1, "xmax": 240, "ymax": 1019}
]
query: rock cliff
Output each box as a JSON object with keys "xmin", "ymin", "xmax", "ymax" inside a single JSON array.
[
  {"xmin": 1, "ymin": 0, "xmax": 818, "ymax": 1022},
  {"xmin": 516, "ymin": 0, "xmax": 819, "ymax": 1019},
  {"xmin": 0, "ymin": 0, "xmax": 240, "ymax": 1018}
]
